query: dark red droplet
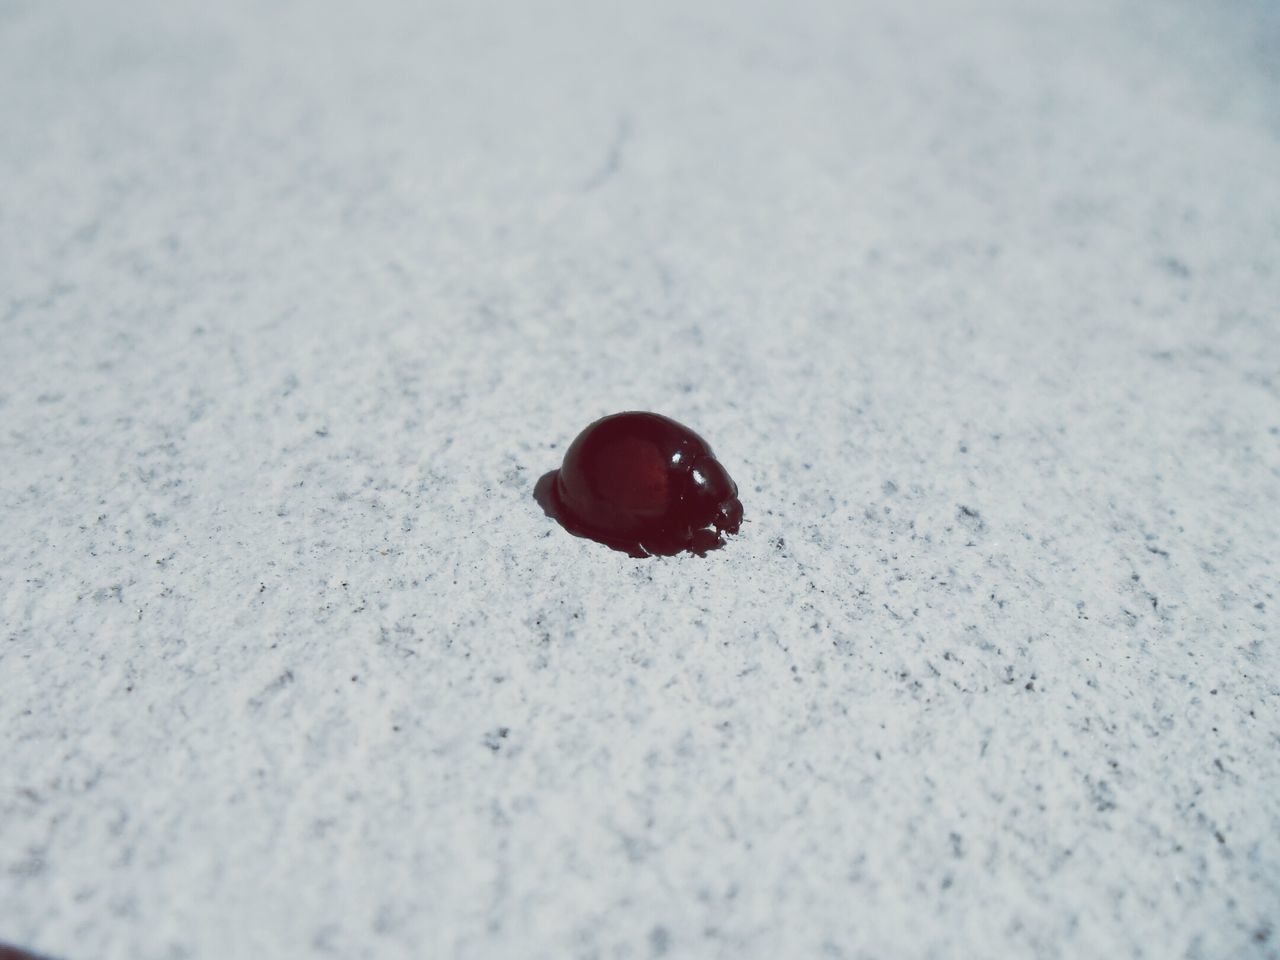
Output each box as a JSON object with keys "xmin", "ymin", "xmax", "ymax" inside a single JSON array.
[{"xmin": 535, "ymin": 411, "xmax": 743, "ymax": 557}]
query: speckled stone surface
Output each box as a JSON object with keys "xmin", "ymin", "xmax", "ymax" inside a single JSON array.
[{"xmin": 2, "ymin": 1, "xmax": 1278, "ymax": 958}]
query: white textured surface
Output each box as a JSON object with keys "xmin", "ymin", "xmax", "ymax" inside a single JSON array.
[{"xmin": 2, "ymin": 1, "xmax": 1279, "ymax": 958}]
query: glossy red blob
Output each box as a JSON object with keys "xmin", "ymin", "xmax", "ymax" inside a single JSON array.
[{"xmin": 542, "ymin": 411, "xmax": 743, "ymax": 556}]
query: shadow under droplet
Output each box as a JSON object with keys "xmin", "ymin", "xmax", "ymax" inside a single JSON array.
[{"xmin": 533, "ymin": 470, "xmax": 726, "ymax": 559}]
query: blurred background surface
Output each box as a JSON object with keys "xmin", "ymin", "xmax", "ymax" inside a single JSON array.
[{"xmin": 1, "ymin": 1, "xmax": 1278, "ymax": 957}]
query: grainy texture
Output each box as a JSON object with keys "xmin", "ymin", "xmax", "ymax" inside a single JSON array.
[{"xmin": 2, "ymin": 1, "xmax": 1278, "ymax": 958}]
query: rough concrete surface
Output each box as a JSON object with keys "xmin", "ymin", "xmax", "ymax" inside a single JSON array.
[{"xmin": 2, "ymin": 0, "xmax": 1278, "ymax": 957}]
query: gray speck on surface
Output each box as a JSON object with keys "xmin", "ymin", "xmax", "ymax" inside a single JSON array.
[{"xmin": 648, "ymin": 925, "xmax": 671, "ymax": 956}]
